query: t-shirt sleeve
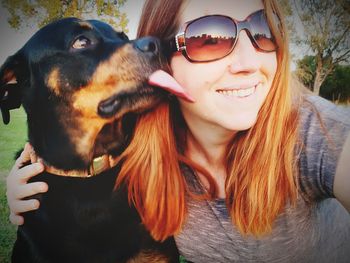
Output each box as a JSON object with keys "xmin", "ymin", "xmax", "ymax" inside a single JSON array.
[{"xmin": 298, "ymin": 95, "xmax": 350, "ymax": 201}]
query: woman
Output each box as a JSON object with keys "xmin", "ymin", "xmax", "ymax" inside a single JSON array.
[{"xmin": 7, "ymin": 0, "xmax": 350, "ymax": 262}]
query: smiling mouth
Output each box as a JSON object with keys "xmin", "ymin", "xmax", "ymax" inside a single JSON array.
[{"xmin": 216, "ymin": 83, "xmax": 261, "ymax": 98}]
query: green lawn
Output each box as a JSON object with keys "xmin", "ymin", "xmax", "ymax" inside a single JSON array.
[
  {"xmin": 0, "ymin": 107, "xmax": 27, "ymax": 263},
  {"xmin": 0, "ymin": 108, "xmax": 27, "ymax": 171}
]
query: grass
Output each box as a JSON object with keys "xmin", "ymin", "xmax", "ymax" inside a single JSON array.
[
  {"xmin": 0, "ymin": 108, "xmax": 27, "ymax": 171},
  {"xmin": 0, "ymin": 107, "xmax": 27, "ymax": 263}
]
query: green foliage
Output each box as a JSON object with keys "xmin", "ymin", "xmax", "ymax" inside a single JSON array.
[
  {"xmin": 320, "ymin": 64, "xmax": 350, "ymax": 103},
  {"xmin": 278, "ymin": 0, "xmax": 292, "ymax": 16},
  {"xmin": 295, "ymin": 55, "xmax": 316, "ymax": 90},
  {"xmin": 1, "ymin": 0, "xmax": 129, "ymax": 33},
  {"xmin": 179, "ymin": 255, "xmax": 189, "ymax": 263}
]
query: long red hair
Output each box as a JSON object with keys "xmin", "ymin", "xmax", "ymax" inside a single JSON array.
[{"xmin": 116, "ymin": 0, "xmax": 300, "ymax": 240}]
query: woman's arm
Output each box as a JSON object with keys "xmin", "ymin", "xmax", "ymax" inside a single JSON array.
[
  {"xmin": 6, "ymin": 143, "xmax": 48, "ymax": 225},
  {"xmin": 334, "ymin": 134, "xmax": 350, "ymax": 212}
]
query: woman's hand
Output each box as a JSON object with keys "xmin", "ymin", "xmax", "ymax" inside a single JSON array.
[{"xmin": 6, "ymin": 143, "xmax": 48, "ymax": 225}]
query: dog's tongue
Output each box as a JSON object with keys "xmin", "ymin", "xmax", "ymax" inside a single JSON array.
[{"xmin": 148, "ymin": 70, "xmax": 195, "ymax": 102}]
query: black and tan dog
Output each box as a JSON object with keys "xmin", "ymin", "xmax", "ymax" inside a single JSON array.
[{"xmin": 0, "ymin": 18, "xmax": 179, "ymax": 263}]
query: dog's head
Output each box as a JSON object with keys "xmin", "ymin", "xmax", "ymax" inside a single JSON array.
[{"xmin": 0, "ymin": 17, "xmax": 167, "ymax": 170}]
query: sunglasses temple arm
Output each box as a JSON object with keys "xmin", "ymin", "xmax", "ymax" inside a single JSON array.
[{"xmin": 161, "ymin": 38, "xmax": 179, "ymax": 58}]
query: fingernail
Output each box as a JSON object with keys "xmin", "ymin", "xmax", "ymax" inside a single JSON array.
[
  {"xmin": 32, "ymin": 200, "xmax": 39, "ymax": 209},
  {"xmin": 35, "ymin": 163, "xmax": 44, "ymax": 172},
  {"xmin": 16, "ymin": 218, "xmax": 24, "ymax": 226},
  {"xmin": 39, "ymin": 184, "xmax": 48, "ymax": 192}
]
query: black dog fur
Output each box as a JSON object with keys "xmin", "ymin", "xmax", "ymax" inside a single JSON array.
[{"xmin": 0, "ymin": 17, "xmax": 178, "ymax": 263}]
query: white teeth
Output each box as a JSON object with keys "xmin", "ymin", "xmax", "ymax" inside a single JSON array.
[{"xmin": 217, "ymin": 85, "xmax": 257, "ymax": 98}]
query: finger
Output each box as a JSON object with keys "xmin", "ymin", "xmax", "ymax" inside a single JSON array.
[
  {"xmin": 28, "ymin": 144, "xmax": 38, "ymax": 163},
  {"xmin": 9, "ymin": 213, "xmax": 24, "ymax": 226},
  {"xmin": 9, "ymin": 199, "xmax": 40, "ymax": 214},
  {"xmin": 14, "ymin": 143, "xmax": 32, "ymax": 168},
  {"xmin": 7, "ymin": 182, "xmax": 48, "ymax": 200},
  {"xmin": 11, "ymin": 162, "xmax": 44, "ymax": 183}
]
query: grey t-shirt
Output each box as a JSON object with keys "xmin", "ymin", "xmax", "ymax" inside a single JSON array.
[{"xmin": 175, "ymin": 95, "xmax": 350, "ymax": 263}]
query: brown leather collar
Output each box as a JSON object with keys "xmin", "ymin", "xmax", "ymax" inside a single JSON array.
[{"xmin": 44, "ymin": 154, "xmax": 119, "ymax": 178}]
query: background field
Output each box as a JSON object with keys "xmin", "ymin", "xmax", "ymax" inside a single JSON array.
[{"xmin": 0, "ymin": 108, "xmax": 27, "ymax": 263}]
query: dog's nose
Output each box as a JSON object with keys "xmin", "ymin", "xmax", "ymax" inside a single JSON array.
[{"xmin": 134, "ymin": 37, "xmax": 159, "ymax": 55}]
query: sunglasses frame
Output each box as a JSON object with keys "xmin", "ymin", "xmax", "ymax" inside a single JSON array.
[{"xmin": 174, "ymin": 9, "xmax": 277, "ymax": 63}]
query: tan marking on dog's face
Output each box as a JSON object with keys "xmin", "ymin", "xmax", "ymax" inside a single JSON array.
[
  {"xmin": 72, "ymin": 83, "xmax": 116, "ymax": 160},
  {"xmin": 47, "ymin": 68, "xmax": 61, "ymax": 96},
  {"xmin": 70, "ymin": 44, "xmax": 157, "ymax": 159},
  {"xmin": 74, "ymin": 119, "xmax": 104, "ymax": 162},
  {"xmin": 78, "ymin": 21, "xmax": 93, "ymax": 30},
  {"xmin": 2, "ymin": 69, "xmax": 17, "ymax": 84},
  {"xmin": 72, "ymin": 44, "xmax": 153, "ymax": 119}
]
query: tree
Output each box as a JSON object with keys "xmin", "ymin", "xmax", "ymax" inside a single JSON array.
[
  {"xmin": 295, "ymin": 55, "xmax": 316, "ymax": 90},
  {"xmin": 1, "ymin": 0, "xmax": 129, "ymax": 33},
  {"xmin": 320, "ymin": 64, "xmax": 350, "ymax": 104},
  {"xmin": 285, "ymin": 0, "xmax": 350, "ymax": 95},
  {"xmin": 296, "ymin": 54, "xmax": 350, "ymax": 103}
]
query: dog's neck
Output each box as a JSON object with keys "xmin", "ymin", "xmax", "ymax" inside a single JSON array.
[{"xmin": 43, "ymin": 154, "xmax": 119, "ymax": 178}]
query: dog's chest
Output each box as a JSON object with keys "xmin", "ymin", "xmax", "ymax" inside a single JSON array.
[{"xmin": 20, "ymin": 167, "xmax": 144, "ymax": 261}]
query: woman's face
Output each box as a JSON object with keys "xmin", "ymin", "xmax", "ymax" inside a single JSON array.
[{"xmin": 171, "ymin": 0, "xmax": 277, "ymax": 133}]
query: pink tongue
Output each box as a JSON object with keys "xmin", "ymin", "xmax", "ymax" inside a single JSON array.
[{"xmin": 148, "ymin": 70, "xmax": 195, "ymax": 102}]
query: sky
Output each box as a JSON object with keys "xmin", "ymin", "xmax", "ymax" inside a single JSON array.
[{"xmin": 0, "ymin": 1, "xmax": 145, "ymax": 65}]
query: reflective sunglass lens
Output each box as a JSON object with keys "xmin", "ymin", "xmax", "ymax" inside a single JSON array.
[
  {"xmin": 249, "ymin": 11, "xmax": 276, "ymax": 51},
  {"xmin": 181, "ymin": 10, "xmax": 277, "ymax": 62},
  {"xmin": 185, "ymin": 16, "xmax": 236, "ymax": 61}
]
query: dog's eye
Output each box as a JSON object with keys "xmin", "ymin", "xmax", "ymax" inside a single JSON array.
[{"xmin": 72, "ymin": 36, "xmax": 92, "ymax": 49}]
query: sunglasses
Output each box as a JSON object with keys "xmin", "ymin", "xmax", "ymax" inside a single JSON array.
[{"xmin": 173, "ymin": 9, "xmax": 277, "ymax": 62}]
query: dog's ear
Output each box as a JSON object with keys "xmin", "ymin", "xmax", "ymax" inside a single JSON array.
[{"xmin": 0, "ymin": 53, "xmax": 26, "ymax": 125}]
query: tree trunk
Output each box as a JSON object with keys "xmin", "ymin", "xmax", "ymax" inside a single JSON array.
[
  {"xmin": 313, "ymin": 57, "xmax": 335, "ymax": 96},
  {"xmin": 313, "ymin": 69, "xmax": 323, "ymax": 95}
]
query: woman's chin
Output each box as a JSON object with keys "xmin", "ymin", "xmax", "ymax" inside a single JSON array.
[{"xmin": 221, "ymin": 114, "xmax": 258, "ymax": 132}]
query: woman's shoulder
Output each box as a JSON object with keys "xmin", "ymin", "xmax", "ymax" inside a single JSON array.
[
  {"xmin": 297, "ymin": 94, "xmax": 350, "ymax": 201},
  {"xmin": 297, "ymin": 95, "xmax": 350, "ymax": 149},
  {"xmin": 299, "ymin": 95, "xmax": 350, "ymax": 131}
]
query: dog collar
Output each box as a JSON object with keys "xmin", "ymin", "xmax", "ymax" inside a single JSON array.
[{"xmin": 44, "ymin": 154, "xmax": 119, "ymax": 178}]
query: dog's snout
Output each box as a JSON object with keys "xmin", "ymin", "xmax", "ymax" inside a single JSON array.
[{"xmin": 134, "ymin": 37, "xmax": 159, "ymax": 55}]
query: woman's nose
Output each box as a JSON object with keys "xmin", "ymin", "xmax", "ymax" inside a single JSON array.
[{"xmin": 227, "ymin": 30, "xmax": 261, "ymax": 74}]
